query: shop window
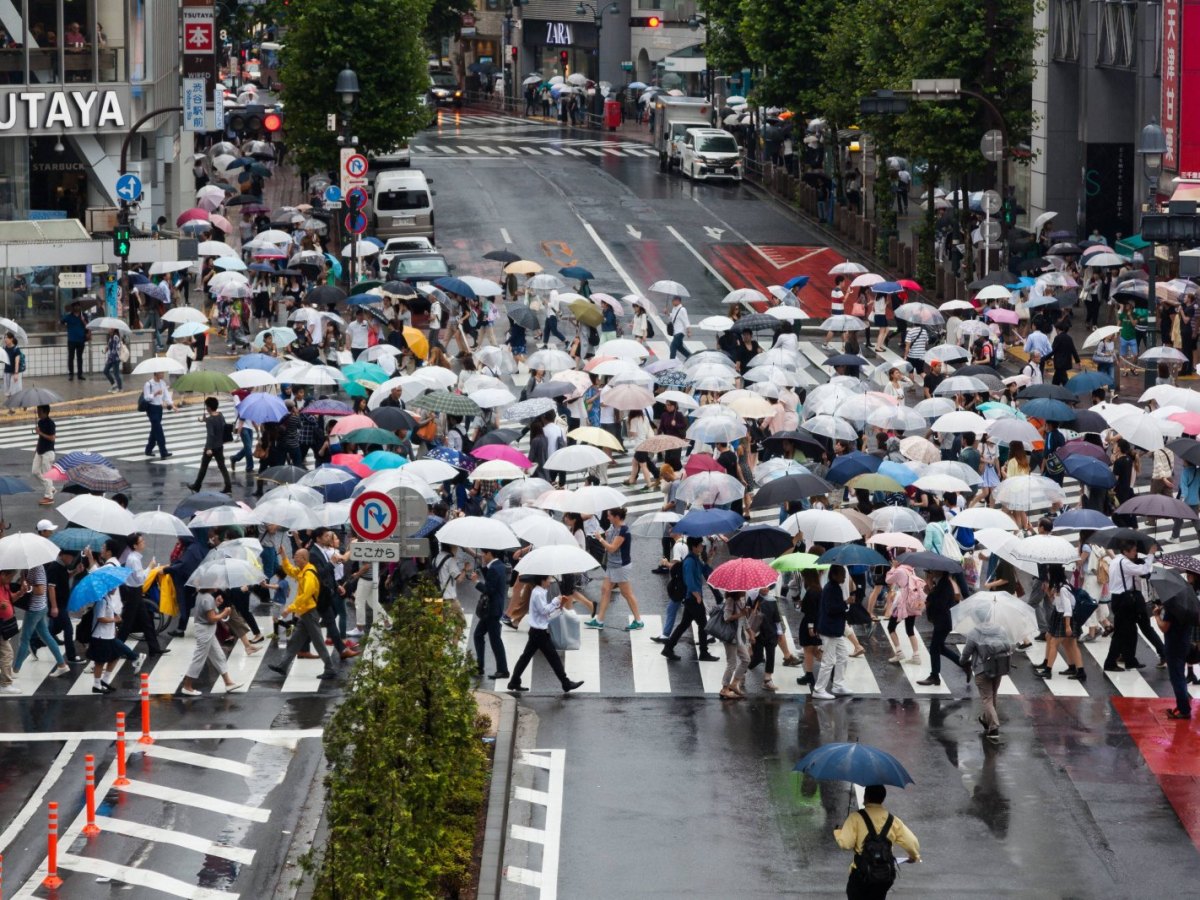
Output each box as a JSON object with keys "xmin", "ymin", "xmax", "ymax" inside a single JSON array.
[
  {"xmin": 1096, "ymin": 0, "xmax": 1134, "ymax": 70},
  {"xmin": 1050, "ymin": 0, "xmax": 1080, "ymax": 62}
]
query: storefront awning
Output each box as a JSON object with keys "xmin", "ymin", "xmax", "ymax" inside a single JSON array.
[{"xmin": 0, "ymin": 220, "xmax": 90, "ymax": 243}]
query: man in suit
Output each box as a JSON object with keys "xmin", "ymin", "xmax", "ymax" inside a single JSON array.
[{"xmin": 472, "ymin": 547, "xmax": 510, "ymax": 679}]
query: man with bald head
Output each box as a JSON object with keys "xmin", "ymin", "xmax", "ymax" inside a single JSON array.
[{"xmin": 269, "ymin": 546, "xmax": 338, "ymax": 680}]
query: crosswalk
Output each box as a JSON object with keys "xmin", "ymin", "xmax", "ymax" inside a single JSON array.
[{"xmin": 413, "ymin": 141, "xmax": 657, "ymax": 159}]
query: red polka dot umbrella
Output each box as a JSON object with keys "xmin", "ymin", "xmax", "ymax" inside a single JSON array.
[{"xmin": 706, "ymin": 557, "xmax": 779, "ymax": 592}]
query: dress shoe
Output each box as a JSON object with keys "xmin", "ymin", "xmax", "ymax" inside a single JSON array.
[
  {"xmin": 317, "ymin": 669, "xmax": 338, "ymax": 680},
  {"xmin": 1103, "ymin": 664, "xmax": 1125, "ymax": 672},
  {"xmin": 340, "ymin": 648, "xmax": 359, "ymax": 659},
  {"xmin": 297, "ymin": 651, "xmax": 318, "ymax": 659},
  {"xmin": 699, "ymin": 653, "xmax": 720, "ymax": 662},
  {"xmin": 562, "ymin": 680, "xmax": 584, "ymax": 693},
  {"xmin": 161, "ymin": 452, "xmax": 173, "ymax": 459},
  {"xmin": 489, "ymin": 671, "xmax": 510, "ymax": 679},
  {"xmin": 916, "ymin": 676, "xmax": 941, "ymax": 686},
  {"xmin": 268, "ymin": 663, "xmax": 287, "ymax": 677},
  {"xmin": 507, "ymin": 683, "xmax": 529, "ymax": 692},
  {"xmin": 661, "ymin": 648, "xmax": 680, "ymax": 660}
]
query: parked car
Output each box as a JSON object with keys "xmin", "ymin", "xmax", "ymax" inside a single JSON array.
[{"xmin": 679, "ymin": 128, "xmax": 743, "ymax": 182}]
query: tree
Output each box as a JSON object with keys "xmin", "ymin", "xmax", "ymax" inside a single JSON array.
[
  {"xmin": 697, "ymin": 0, "xmax": 753, "ymax": 77},
  {"xmin": 425, "ymin": 0, "xmax": 474, "ymax": 49},
  {"xmin": 280, "ymin": 0, "xmax": 434, "ymax": 174},
  {"xmin": 304, "ymin": 579, "xmax": 489, "ymax": 898},
  {"xmin": 737, "ymin": 0, "xmax": 835, "ymax": 114}
]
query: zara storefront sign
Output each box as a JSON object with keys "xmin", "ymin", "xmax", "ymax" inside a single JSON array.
[
  {"xmin": 545, "ymin": 21, "xmax": 574, "ymax": 45},
  {"xmin": 0, "ymin": 88, "xmax": 129, "ymax": 135}
]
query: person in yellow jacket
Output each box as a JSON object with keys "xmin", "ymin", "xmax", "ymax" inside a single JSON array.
[
  {"xmin": 834, "ymin": 784, "xmax": 920, "ymax": 899},
  {"xmin": 266, "ymin": 549, "xmax": 337, "ymax": 681}
]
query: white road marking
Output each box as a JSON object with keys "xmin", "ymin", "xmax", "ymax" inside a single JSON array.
[
  {"xmin": 1019, "ymin": 644, "xmax": 1088, "ymax": 696},
  {"xmin": 501, "ymin": 227, "xmax": 512, "ymax": 243},
  {"xmin": 703, "ymin": 226, "xmax": 725, "ymax": 240},
  {"xmin": 147, "ymin": 633, "xmax": 197, "ymax": 694},
  {"xmin": 93, "ymin": 815, "xmax": 256, "ymax": 865},
  {"xmin": 0, "ymin": 728, "xmax": 321, "ymax": 744},
  {"xmin": 481, "ymin": 145, "xmax": 500, "ymax": 154},
  {"xmin": 1082, "ymin": 635, "xmax": 1158, "ymax": 697},
  {"xmin": 507, "ymin": 749, "xmax": 565, "ymax": 900},
  {"xmin": 132, "ymin": 743, "xmax": 257, "ymax": 777},
  {"xmin": 0, "ymin": 738, "xmax": 80, "ymax": 855},
  {"xmin": 55, "ymin": 853, "xmax": 239, "ymax": 900},
  {"xmin": 571, "ymin": 621, "xmax": 601, "ymax": 692},
  {"xmin": 629, "ymin": 613, "xmax": 670, "ymax": 693},
  {"xmin": 576, "ymin": 215, "xmax": 641, "ymax": 297},
  {"xmin": 665, "ymin": 225, "xmax": 734, "ymax": 291},
  {"xmin": 562, "ymin": 147, "xmax": 585, "ymax": 156},
  {"xmin": 626, "ymin": 224, "xmax": 642, "ymax": 240},
  {"xmin": 118, "ymin": 779, "xmax": 272, "ymax": 822}
]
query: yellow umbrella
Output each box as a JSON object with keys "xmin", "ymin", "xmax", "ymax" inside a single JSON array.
[
  {"xmin": 504, "ymin": 260, "xmax": 543, "ymax": 275},
  {"xmin": 568, "ymin": 298, "xmax": 604, "ymax": 327},
  {"xmin": 568, "ymin": 425, "xmax": 624, "ymax": 452},
  {"xmin": 402, "ymin": 326, "xmax": 429, "ymax": 360}
]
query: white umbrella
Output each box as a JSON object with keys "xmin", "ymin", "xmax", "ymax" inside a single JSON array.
[
  {"xmin": 469, "ymin": 460, "xmax": 528, "ymax": 481},
  {"xmin": 1084, "ymin": 252, "xmax": 1129, "ymax": 268},
  {"xmin": 458, "ymin": 275, "xmax": 504, "ymax": 298},
  {"xmin": 950, "ymin": 590, "xmax": 1039, "ymax": 643},
  {"xmin": 899, "ymin": 435, "xmax": 941, "ymax": 464},
  {"xmin": 912, "ymin": 474, "xmax": 972, "ymax": 494},
  {"xmin": 676, "ymin": 472, "xmax": 744, "ymax": 506},
  {"xmin": 86, "ymin": 316, "xmax": 131, "ymax": 334},
  {"xmin": 933, "ymin": 376, "xmax": 990, "ymax": 398},
  {"xmin": 924, "ymin": 344, "xmax": 971, "ymax": 363},
  {"xmin": 648, "ymin": 279, "xmax": 690, "ymax": 298},
  {"xmin": 923, "ymin": 461, "xmax": 982, "ymax": 486},
  {"xmin": 529, "ymin": 273, "xmax": 565, "ymax": 292},
  {"xmin": 538, "ymin": 485, "xmax": 626, "ymax": 515},
  {"xmin": 0, "ymin": 532, "xmax": 60, "ymax": 569},
  {"xmin": 802, "ymin": 415, "xmax": 860, "ymax": 442},
  {"xmin": 975, "ymin": 284, "xmax": 1013, "ymax": 301},
  {"xmin": 512, "ymin": 517, "xmax": 578, "ymax": 547},
  {"xmin": 985, "ymin": 418, "xmax": 1042, "ymax": 446},
  {"xmin": 1141, "ymin": 346, "xmax": 1189, "ymax": 363},
  {"xmin": 149, "ymin": 260, "xmax": 194, "ymax": 275},
  {"xmin": 161, "ymin": 306, "xmax": 209, "ymax": 325},
  {"xmin": 829, "ymin": 262, "xmax": 868, "ymax": 275},
  {"xmin": 868, "ymin": 405, "xmax": 927, "ymax": 432},
  {"xmin": 993, "ymin": 475, "xmax": 1067, "ymax": 511},
  {"xmin": 198, "ymin": 240, "xmax": 238, "ymax": 258},
  {"xmin": 190, "ymin": 505, "xmax": 258, "ymax": 528},
  {"xmin": 602, "ymin": 338, "xmax": 651, "ymax": 362},
  {"xmin": 819, "ymin": 315, "xmax": 866, "ymax": 332},
  {"xmin": 352, "ymin": 471, "xmax": 438, "ymax": 504},
  {"xmin": 57, "ymin": 495, "xmax": 135, "ymax": 534},
  {"xmin": 1011, "ymin": 534, "xmax": 1078, "ymax": 565},
  {"xmin": 230, "ymin": 369, "xmax": 279, "ymax": 389},
  {"xmin": 341, "ymin": 240, "xmax": 380, "ymax": 257},
  {"xmin": 948, "ymin": 507, "xmax": 1020, "ymax": 531},
  {"xmin": 132, "ymin": 357, "xmax": 187, "ymax": 376},
  {"xmin": 655, "ymin": 389, "xmax": 699, "ymax": 409},
  {"xmin": 526, "ymin": 349, "xmax": 577, "ymax": 373},
  {"xmin": 866, "ymin": 532, "xmax": 925, "ymax": 552},
  {"xmin": 401, "ymin": 459, "xmax": 461, "ymax": 484},
  {"xmin": 687, "ymin": 416, "xmax": 748, "ymax": 444},
  {"xmin": 437, "ymin": 517, "xmax": 520, "ymax": 551},
  {"xmin": 473, "ymin": 388, "xmax": 518, "ymax": 409},
  {"xmin": 259, "ymin": 484, "xmax": 323, "ymax": 507},
  {"xmin": 601, "ymin": 383, "xmax": 655, "ymax": 410},
  {"xmin": 850, "ymin": 273, "xmax": 885, "ymax": 288},
  {"xmin": 931, "ymin": 410, "xmax": 989, "ymax": 434},
  {"xmin": 187, "ymin": 557, "xmax": 264, "ymax": 590},
  {"xmin": 545, "ymin": 445, "xmax": 610, "ymax": 472},
  {"xmin": 782, "ymin": 509, "xmax": 861, "ymax": 544},
  {"xmin": 869, "ymin": 506, "xmax": 928, "ymax": 533},
  {"xmin": 298, "ymin": 468, "xmax": 359, "ymax": 489},
  {"xmin": 1109, "ymin": 410, "xmax": 1172, "ymax": 451},
  {"xmin": 130, "ymin": 510, "xmax": 191, "ymax": 538},
  {"xmin": 722, "ymin": 288, "xmax": 769, "ymax": 306},
  {"xmin": 316, "ymin": 501, "xmax": 354, "ymax": 527},
  {"xmin": 515, "ymin": 545, "xmax": 601, "ymax": 576},
  {"xmin": 253, "ymin": 499, "xmax": 321, "ymax": 529},
  {"xmin": 630, "ymin": 511, "xmax": 683, "ymax": 537}
]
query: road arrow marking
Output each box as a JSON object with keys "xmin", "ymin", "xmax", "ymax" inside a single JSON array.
[
  {"xmin": 626, "ymin": 224, "xmax": 642, "ymax": 240},
  {"xmin": 704, "ymin": 226, "xmax": 725, "ymax": 240}
]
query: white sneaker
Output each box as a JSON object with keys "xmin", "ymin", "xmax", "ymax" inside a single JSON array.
[
  {"xmin": 904, "ymin": 656, "xmax": 922, "ymax": 666},
  {"xmin": 832, "ymin": 688, "xmax": 853, "ymax": 696},
  {"xmin": 888, "ymin": 653, "xmax": 904, "ymax": 664},
  {"xmin": 0, "ymin": 684, "xmax": 21, "ymax": 694},
  {"xmin": 180, "ymin": 687, "xmax": 202, "ymax": 696},
  {"xmin": 132, "ymin": 654, "xmax": 146, "ymax": 671},
  {"xmin": 345, "ymin": 628, "xmax": 363, "ymax": 638},
  {"xmin": 48, "ymin": 664, "xmax": 71, "ymax": 678},
  {"xmin": 811, "ymin": 690, "xmax": 835, "ymax": 700},
  {"xmin": 224, "ymin": 682, "xmax": 243, "ymax": 693}
]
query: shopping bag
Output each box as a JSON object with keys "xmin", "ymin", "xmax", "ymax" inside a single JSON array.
[{"xmin": 549, "ymin": 610, "xmax": 582, "ymax": 651}]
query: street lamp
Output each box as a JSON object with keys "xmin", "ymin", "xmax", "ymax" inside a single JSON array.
[
  {"xmin": 575, "ymin": 0, "xmax": 619, "ymax": 108},
  {"xmin": 335, "ymin": 66, "xmax": 360, "ymax": 287},
  {"xmin": 1138, "ymin": 117, "xmax": 1167, "ymax": 390}
]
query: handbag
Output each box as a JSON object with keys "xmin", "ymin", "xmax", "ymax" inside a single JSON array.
[
  {"xmin": 137, "ymin": 393, "xmax": 148, "ymax": 412},
  {"xmin": 118, "ymin": 341, "xmax": 130, "ymax": 363},
  {"xmin": 0, "ymin": 616, "xmax": 17, "ymax": 640},
  {"xmin": 548, "ymin": 610, "xmax": 582, "ymax": 651},
  {"xmin": 705, "ymin": 605, "xmax": 738, "ymax": 644},
  {"xmin": 416, "ymin": 419, "xmax": 438, "ymax": 443},
  {"xmin": 253, "ymin": 442, "xmax": 268, "ymax": 459}
]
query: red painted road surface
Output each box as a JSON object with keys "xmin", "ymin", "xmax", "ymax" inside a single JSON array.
[{"xmin": 708, "ymin": 244, "xmax": 847, "ymax": 318}]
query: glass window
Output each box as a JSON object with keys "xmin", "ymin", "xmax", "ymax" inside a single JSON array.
[
  {"xmin": 28, "ymin": 0, "xmax": 62, "ymax": 83},
  {"xmin": 698, "ymin": 134, "xmax": 738, "ymax": 154},
  {"xmin": 96, "ymin": 0, "xmax": 123, "ymax": 81},
  {"xmin": 389, "ymin": 256, "xmax": 449, "ymax": 279},
  {"xmin": 376, "ymin": 189, "xmax": 430, "ymax": 211}
]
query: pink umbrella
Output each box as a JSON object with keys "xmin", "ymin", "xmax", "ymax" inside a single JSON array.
[
  {"xmin": 208, "ymin": 213, "xmax": 233, "ymax": 234},
  {"xmin": 176, "ymin": 207, "xmax": 210, "ymax": 227},
  {"xmin": 1081, "ymin": 244, "xmax": 1108, "ymax": 256},
  {"xmin": 330, "ymin": 453, "xmax": 371, "ymax": 477},
  {"xmin": 986, "ymin": 308, "xmax": 1019, "ymax": 325},
  {"xmin": 471, "ymin": 445, "xmax": 534, "ymax": 468},
  {"xmin": 1169, "ymin": 412, "xmax": 1200, "ymax": 435},
  {"xmin": 707, "ymin": 558, "xmax": 779, "ymax": 592},
  {"xmin": 331, "ymin": 414, "xmax": 378, "ymax": 436}
]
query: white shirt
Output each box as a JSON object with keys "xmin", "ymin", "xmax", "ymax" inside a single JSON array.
[
  {"xmin": 143, "ymin": 378, "xmax": 173, "ymax": 407},
  {"xmin": 347, "ymin": 320, "xmax": 371, "ymax": 349},
  {"xmin": 670, "ymin": 540, "xmax": 687, "ymax": 564},
  {"xmin": 1112, "ymin": 553, "xmax": 1156, "ymax": 594},
  {"xmin": 669, "ymin": 304, "xmax": 690, "ymax": 333},
  {"xmin": 544, "ymin": 420, "xmax": 565, "ymax": 454},
  {"xmin": 435, "ymin": 550, "xmax": 462, "ymax": 599},
  {"xmin": 526, "ymin": 585, "xmax": 561, "ymax": 630},
  {"xmin": 1021, "ymin": 361, "xmax": 1043, "ymax": 385},
  {"xmin": 1054, "ymin": 584, "xmax": 1075, "ymax": 618},
  {"xmin": 123, "ymin": 549, "xmax": 149, "ymax": 586}
]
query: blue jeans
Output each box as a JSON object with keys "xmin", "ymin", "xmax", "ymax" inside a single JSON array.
[
  {"xmin": 543, "ymin": 314, "xmax": 568, "ymax": 347},
  {"xmin": 662, "ymin": 598, "xmax": 681, "ymax": 636},
  {"xmin": 670, "ymin": 333, "xmax": 691, "ymax": 359},
  {"xmin": 104, "ymin": 358, "xmax": 122, "ymax": 389},
  {"xmin": 229, "ymin": 426, "xmax": 255, "ymax": 468},
  {"xmin": 145, "ymin": 404, "xmax": 167, "ymax": 456},
  {"xmin": 15, "ymin": 606, "xmax": 64, "ymax": 669}
]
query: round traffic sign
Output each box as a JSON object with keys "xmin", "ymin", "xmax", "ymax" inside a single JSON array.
[
  {"xmin": 345, "ymin": 153, "xmax": 368, "ymax": 178},
  {"xmin": 324, "ymin": 185, "xmax": 343, "ymax": 204},
  {"xmin": 347, "ymin": 187, "xmax": 369, "ymax": 211},
  {"xmin": 344, "ymin": 212, "xmax": 368, "ymax": 235},
  {"xmin": 349, "ymin": 490, "xmax": 398, "ymax": 541},
  {"xmin": 980, "ymin": 129, "xmax": 1004, "ymax": 163},
  {"xmin": 981, "ymin": 189, "xmax": 1003, "ymax": 216}
]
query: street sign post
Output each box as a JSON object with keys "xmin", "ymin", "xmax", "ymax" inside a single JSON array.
[
  {"xmin": 339, "ymin": 147, "xmax": 368, "ymax": 195},
  {"xmin": 344, "ymin": 212, "xmax": 367, "ymax": 235},
  {"xmin": 980, "ymin": 129, "xmax": 1005, "ymax": 163},
  {"xmin": 58, "ymin": 273, "xmax": 86, "ymax": 289},
  {"xmin": 323, "ymin": 185, "xmax": 343, "ymax": 204},
  {"xmin": 115, "ymin": 174, "xmax": 142, "ymax": 203},
  {"xmin": 347, "ymin": 187, "xmax": 368, "ymax": 211},
  {"xmin": 349, "ymin": 542, "xmax": 402, "ymax": 563},
  {"xmin": 981, "ymin": 190, "xmax": 1002, "ymax": 215},
  {"xmin": 183, "ymin": 78, "xmax": 206, "ymax": 132},
  {"xmin": 349, "ymin": 490, "xmax": 399, "ymax": 542}
]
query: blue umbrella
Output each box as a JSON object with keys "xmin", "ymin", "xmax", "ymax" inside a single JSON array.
[
  {"xmin": 876, "ymin": 461, "xmax": 918, "ymax": 487},
  {"xmin": 362, "ymin": 450, "xmax": 409, "ymax": 470},
  {"xmin": 426, "ymin": 446, "xmax": 475, "ymax": 471},
  {"xmin": 127, "ymin": 272, "xmax": 150, "ymax": 287},
  {"xmin": 346, "ymin": 293, "xmax": 385, "ymax": 306},
  {"xmin": 628, "ymin": 81, "xmax": 648, "ymax": 90},
  {"xmin": 51, "ymin": 527, "xmax": 108, "ymax": 552},
  {"xmin": 559, "ymin": 266, "xmax": 594, "ymax": 281},
  {"xmin": 411, "ymin": 514, "xmax": 446, "ymax": 539},
  {"xmin": 55, "ymin": 451, "xmax": 112, "ymax": 471},
  {"xmin": 69, "ymin": 565, "xmax": 132, "ymax": 612},
  {"xmin": 1066, "ymin": 371, "xmax": 1114, "ymax": 395},
  {"xmin": 675, "ymin": 508, "xmax": 745, "ymax": 537},
  {"xmin": 817, "ymin": 545, "xmax": 887, "ymax": 567},
  {"xmin": 1053, "ymin": 508, "xmax": 1115, "ymax": 531},
  {"xmin": 1021, "ymin": 397, "xmax": 1076, "ymax": 422},
  {"xmin": 235, "ymin": 353, "xmax": 280, "ymax": 372},
  {"xmin": 1062, "ymin": 455, "xmax": 1116, "ymax": 489},
  {"xmin": 235, "ymin": 392, "xmax": 289, "ymax": 424},
  {"xmin": 433, "ymin": 276, "xmax": 477, "ymax": 300},
  {"xmin": 364, "ymin": 237, "xmax": 385, "ymax": 248},
  {"xmin": 826, "ymin": 452, "xmax": 881, "ymax": 485},
  {"xmin": 0, "ymin": 476, "xmax": 33, "ymax": 496},
  {"xmin": 313, "ymin": 465, "xmax": 361, "ymax": 502},
  {"xmin": 323, "ymin": 254, "xmax": 343, "ymax": 278},
  {"xmin": 871, "ymin": 282, "xmax": 905, "ymax": 294},
  {"xmin": 783, "ymin": 275, "xmax": 810, "ymax": 290},
  {"xmin": 249, "ymin": 262, "xmax": 279, "ymax": 273},
  {"xmin": 794, "ymin": 742, "xmax": 914, "ymax": 788}
]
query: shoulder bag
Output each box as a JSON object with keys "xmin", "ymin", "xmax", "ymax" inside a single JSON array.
[{"xmin": 705, "ymin": 605, "xmax": 737, "ymax": 644}]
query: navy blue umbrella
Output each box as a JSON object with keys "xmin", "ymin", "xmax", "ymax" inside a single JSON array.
[
  {"xmin": 249, "ymin": 262, "xmax": 278, "ymax": 273},
  {"xmin": 872, "ymin": 281, "xmax": 905, "ymax": 294},
  {"xmin": 675, "ymin": 508, "xmax": 745, "ymax": 537},
  {"xmin": 1052, "ymin": 508, "xmax": 1115, "ymax": 531},
  {"xmin": 433, "ymin": 276, "xmax": 477, "ymax": 300},
  {"xmin": 817, "ymin": 544, "xmax": 887, "ymax": 567},
  {"xmin": 897, "ymin": 551, "xmax": 964, "ymax": 573},
  {"xmin": 826, "ymin": 354, "xmax": 868, "ymax": 368},
  {"xmin": 783, "ymin": 275, "xmax": 809, "ymax": 290},
  {"xmin": 1066, "ymin": 371, "xmax": 1114, "ymax": 395},
  {"xmin": 559, "ymin": 266, "xmax": 594, "ymax": 281},
  {"xmin": 794, "ymin": 742, "xmax": 914, "ymax": 788},
  {"xmin": 1062, "ymin": 455, "xmax": 1115, "ymax": 489},
  {"xmin": 826, "ymin": 451, "xmax": 881, "ymax": 485},
  {"xmin": 1020, "ymin": 397, "xmax": 1076, "ymax": 422}
]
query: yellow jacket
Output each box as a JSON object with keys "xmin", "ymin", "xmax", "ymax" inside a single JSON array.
[
  {"xmin": 142, "ymin": 566, "xmax": 178, "ymax": 617},
  {"xmin": 279, "ymin": 556, "xmax": 320, "ymax": 617},
  {"xmin": 834, "ymin": 804, "xmax": 921, "ymax": 869}
]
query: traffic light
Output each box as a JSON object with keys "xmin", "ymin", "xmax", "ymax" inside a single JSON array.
[
  {"xmin": 560, "ymin": 50, "xmax": 568, "ymax": 65},
  {"xmin": 113, "ymin": 225, "xmax": 131, "ymax": 259},
  {"xmin": 263, "ymin": 111, "xmax": 283, "ymax": 133},
  {"xmin": 648, "ymin": 16, "xmax": 661, "ymax": 27},
  {"xmin": 227, "ymin": 103, "xmax": 279, "ymax": 137},
  {"xmin": 630, "ymin": 16, "xmax": 662, "ymax": 27},
  {"xmin": 510, "ymin": 46, "xmax": 518, "ymax": 60},
  {"xmin": 1001, "ymin": 199, "xmax": 1016, "ymax": 227}
]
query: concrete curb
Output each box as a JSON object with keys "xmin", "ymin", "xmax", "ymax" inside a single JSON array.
[{"xmin": 477, "ymin": 690, "xmax": 518, "ymax": 900}]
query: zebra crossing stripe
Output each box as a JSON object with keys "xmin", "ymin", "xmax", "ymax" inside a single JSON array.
[
  {"xmin": 562, "ymin": 148, "xmax": 585, "ymax": 156},
  {"xmin": 460, "ymin": 146, "xmax": 479, "ymax": 154},
  {"xmin": 542, "ymin": 148, "xmax": 564, "ymax": 156},
  {"xmin": 481, "ymin": 146, "xmax": 500, "ymax": 154},
  {"xmin": 520, "ymin": 147, "xmax": 541, "ymax": 155}
]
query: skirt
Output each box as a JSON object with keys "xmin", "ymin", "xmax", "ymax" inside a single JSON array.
[
  {"xmin": 797, "ymin": 616, "xmax": 822, "ymax": 647},
  {"xmin": 87, "ymin": 636, "xmax": 122, "ymax": 664},
  {"xmin": 1048, "ymin": 610, "xmax": 1069, "ymax": 639},
  {"xmin": 874, "ymin": 314, "xmax": 888, "ymax": 328},
  {"xmin": 605, "ymin": 563, "xmax": 632, "ymax": 584},
  {"xmin": 980, "ymin": 466, "xmax": 1000, "ymax": 488}
]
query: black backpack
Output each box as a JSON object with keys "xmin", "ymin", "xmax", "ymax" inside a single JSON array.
[
  {"xmin": 646, "ymin": 318, "xmax": 655, "ymax": 339},
  {"xmin": 666, "ymin": 560, "xmax": 686, "ymax": 602},
  {"xmin": 855, "ymin": 811, "xmax": 897, "ymax": 888}
]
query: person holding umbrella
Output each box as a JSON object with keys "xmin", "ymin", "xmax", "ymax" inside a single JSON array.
[
  {"xmin": 833, "ymin": 784, "xmax": 921, "ymax": 897},
  {"xmin": 506, "ymin": 573, "xmax": 585, "ymax": 694},
  {"xmin": 917, "ymin": 569, "xmax": 962, "ymax": 687}
]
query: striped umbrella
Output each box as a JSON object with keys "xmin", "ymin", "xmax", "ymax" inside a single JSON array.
[
  {"xmin": 54, "ymin": 451, "xmax": 111, "ymax": 472},
  {"xmin": 67, "ymin": 464, "xmax": 130, "ymax": 493}
]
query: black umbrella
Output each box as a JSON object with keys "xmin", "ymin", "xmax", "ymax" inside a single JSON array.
[
  {"xmin": 751, "ymin": 473, "xmax": 835, "ymax": 509},
  {"xmin": 826, "ymin": 354, "xmax": 868, "ymax": 368},
  {"xmin": 897, "ymin": 551, "xmax": 963, "ymax": 574},
  {"xmin": 508, "ymin": 305, "xmax": 540, "ymax": 331},
  {"xmin": 258, "ymin": 464, "xmax": 309, "ymax": 485},
  {"xmin": 530, "ymin": 380, "xmax": 572, "ymax": 399},
  {"xmin": 484, "ymin": 250, "xmax": 522, "ymax": 264},
  {"xmin": 473, "ymin": 427, "xmax": 522, "ymax": 449},
  {"xmin": 968, "ymin": 272, "xmax": 1018, "ymax": 290},
  {"xmin": 1115, "ymin": 495, "xmax": 1199, "ymax": 520},
  {"xmin": 225, "ymin": 194, "xmax": 265, "ymax": 207},
  {"xmin": 1047, "ymin": 242, "xmax": 1081, "ymax": 256},
  {"xmin": 173, "ymin": 490, "xmax": 233, "ymax": 519},
  {"xmin": 1149, "ymin": 569, "xmax": 1200, "ymax": 626},
  {"xmin": 1169, "ymin": 438, "xmax": 1200, "ymax": 466},
  {"xmin": 1091, "ymin": 528, "xmax": 1155, "ymax": 551},
  {"xmin": 761, "ymin": 430, "xmax": 827, "ymax": 460},
  {"xmin": 731, "ymin": 313, "xmax": 779, "ymax": 333},
  {"xmin": 370, "ymin": 406, "xmax": 418, "ymax": 432},
  {"xmin": 307, "ymin": 285, "xmax": 346, "ymax": 306},
  {"xmin": 1017, "ymin": 384, "xmax": 1075, "ymax": 403},
  {"xmin": 727, "ymin": 524, "xmax": 794, "ymax": 559},
  {"xmin": 1017, "ymin": 257, "xmax": 1052, "ymax": 273},
  {"xmin": 1072, "ymin": 411, "xmax": 1109, "ymax": 433},
  {"xmin": 381, "ymin": 280, "xmax": 418, "ymax": 299}
]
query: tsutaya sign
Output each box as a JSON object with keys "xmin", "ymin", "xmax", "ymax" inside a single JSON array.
[{"xmin": 0, "ymin": 88, "xmax": 129, "ymax": 135}]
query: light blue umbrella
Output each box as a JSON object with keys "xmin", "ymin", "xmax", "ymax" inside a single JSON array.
[
  {"xmin": 235, "ymin": 392, "xmax": 289, "ymax": 424},
  {"xmin": 235, "ymin": 353, "xmax": 279, "ymax": 372},
  {"xmin": 50, "ymin": 527, "xmax": 108, "ymax": 553},
  {"xmin": 69, "ymin": 566, "xmax": 132, "ymax": 612}
]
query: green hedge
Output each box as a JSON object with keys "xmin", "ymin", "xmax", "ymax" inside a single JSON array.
[{"xmin": 304, "ymin": 580, "xmax": 489, "ymax": 899}]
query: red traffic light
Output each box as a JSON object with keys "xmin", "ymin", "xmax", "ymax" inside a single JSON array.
[
  {"xmin": 510, "ymin": 46, "xmax": 518, "ymax": 59},
  {"xmin": 263, "ymin": 112, "xmax": 282, "ymax": 132},
  {"xmin": 647, "ymin": 15, "xmax": 661, "ymax": 26},
  {"xmin": 560, "ymin": 50, "xmax": 568, "ymax": 63}
]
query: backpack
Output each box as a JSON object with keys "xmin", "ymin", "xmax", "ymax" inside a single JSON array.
[
  {"xmin": 666, "ymin": 559, "xmax": 686, "ymax": 602},
  {"xmin": 15, "ymin": 349, "xmax": 24, "ymax": 373},
  {"xmin": 977, "ymin": 641, "xmax": 1013, "ymax": 677},
  {"xmin": 1071, "ymin": 586, "xmax": 1099, "ymax": 629},
  {"xmin": 855, "ymin": 811, "xmax": 897, "ymax": 888},
  {"xmin": 646, "ymin": 318, "xmax": 655, "ymax": 339}
]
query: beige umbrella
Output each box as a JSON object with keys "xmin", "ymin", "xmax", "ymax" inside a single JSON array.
[
  {"xmin": 600, "ymin": 383, "xmax": 655, "ymax": 410},
  {"xmin": 568, "ymin": 426, "xmax": 624, "ymax": 452},
  {"xmin": 899, "ymin": 436, "xmax": 941, "ymax": 465},
  {"xmin": 504, "ymin": 260, "xmax": 543, "ymax": 275}
]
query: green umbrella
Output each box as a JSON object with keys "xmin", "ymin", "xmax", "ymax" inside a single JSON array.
[
  {"xmin": 350, "ymin": 281, "xmax": 383, "ymax": 295},
  {"xmin": 567, "ymin": 298, "xmax": 603, "ymax": 328},
  {"xmin": 770, "ymin": 552, "xmax": 829, "ymax": 572},
  {"xmin": 173, "ymin": 370, "xmax": 240, "ymax": 394},
  {"xmin": 342, "ymin": 427, "xmax": 404, "ymax": 447},
  {"xmin": 342, "ymin": 361, "xmax": 390, "ymax": 385},
  {"xmin": 409, "ymin": 390, "xmax": 482, "ymax": 417}
]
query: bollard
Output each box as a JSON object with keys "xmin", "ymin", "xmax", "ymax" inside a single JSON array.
[
  {"xmin": 42, "ymin": 803, "xmax": 63, "ymax": 889},
  {"xmin": 138, "ymin": 673, "xmax": 154, "ymax": 745},
  {"xmin": 82, "ymin": 754, "xmax": 100, "ymax": 837},
  {"xmin": 114, "ymin": 711, "xmax": 130, "ymax": 786}
]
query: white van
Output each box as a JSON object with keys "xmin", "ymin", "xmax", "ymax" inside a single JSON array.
[{"xmin": 371, "ymin": 169, "xmax": 434, "ymax": 239}]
